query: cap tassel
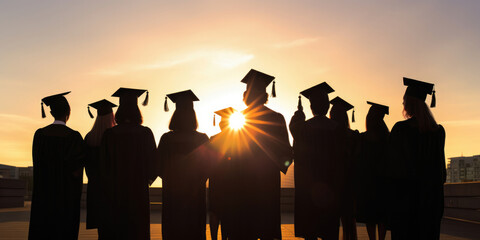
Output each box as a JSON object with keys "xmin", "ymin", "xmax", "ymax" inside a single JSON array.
[
  {"xmin": 142, "ymin": 91, "xmax": 149, "ymax": 106},
  {"xmin": 164, "ymin": 97, "xmax": 169, "ymax": 112},
  {"xmin": 352, "ymin": 109, "xmax": 355, "ymax": 123},
  {"xmin": 430, "ymin": 90, "xmax": 436, "ymax": 108},
  {"xmin": 41, "ymin": 102, "xmax": 46, "ymax": 118},
  {"xmin": 213, "ymin": 114, "xmax": 216, "ymax": 126},
  {"xmin": 271, "ymin": 80, "xmax": 276, "ymax": 98},
  {"xmin": 88, "ymin": 106, "xmax": 94, "ymax": 119},
  {"xmin": 297, "ymin": 96, "xmax": 303, "ymax": 111}
]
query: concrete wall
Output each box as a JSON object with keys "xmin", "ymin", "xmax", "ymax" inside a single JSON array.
[
  {"xmin": 0, "ymin": 179, "xmax": 25, "ymax": 208},
  {"xmin": 444, "ymin": 181, "xmax": 480, "ymax": 222}
]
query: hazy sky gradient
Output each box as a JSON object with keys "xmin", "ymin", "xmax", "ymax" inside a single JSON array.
[{"xmin": 1, "ymin": 0, "xmax": 480, "ymax": 173}]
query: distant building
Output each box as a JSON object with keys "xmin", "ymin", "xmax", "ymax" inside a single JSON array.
[
  {"xmin": 447, "ymin": 155, "xmax": 480, "ymax": 183},
  {"xmin": 0, "ymin": 164, "xmax": 18, "ymax": 179}
]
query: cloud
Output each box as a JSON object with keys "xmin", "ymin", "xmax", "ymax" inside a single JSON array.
[
  {"xmin": 273, "ymin": 37, "xmax": 320, "ymax": 48},
  {"xmin": 442, "ymin": 120, "xmax": 480, "ymax": 126},
  {"xmin": 89, "ymin": 70, "xmax": 124, "ymax": 76},
  {"xmin": 134, "ymin": 53, "xmax": 203, "ymax": 70},
  {"xmin": 211, "ymin": 52, "xmax": 254, "ymax": 69},
  {"xmin": 0, "ymin": 114, "xmax": 38, "ymax": 133},
  {"xmin": 90, "ymin": 49, "xmax": 254, "ymax": 75}
]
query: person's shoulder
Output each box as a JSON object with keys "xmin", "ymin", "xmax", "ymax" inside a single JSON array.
[
  {"xmin": 436, "ymin": 124, "xmax": 446, "ymax": 137},
  {"xmin": 194, "ymin": 131, "xmax": 209, "ymax": 141},
  {"xmin": 392, "ymin": 119, "xmax": 411, "ymax": 131},
  {"xmin": 263, "ymin": 106, "xmax": 285, "ymax": 118},
  {"xmin": 307, "ymin": 116, "xmax": 337, "ymax": 129},
  {"xmin": 139, "ymin": 125, "xmax": 154, "ymax": 134}
]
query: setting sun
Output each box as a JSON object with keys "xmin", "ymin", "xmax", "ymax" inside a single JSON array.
[{"xmin": 229, "ymin": 112, "xmax": 246, "ymax": 130}]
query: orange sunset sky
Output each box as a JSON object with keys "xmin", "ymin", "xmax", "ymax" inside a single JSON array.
[{"xmin": 1, "ymin": 1, "xmax": 480, "ymax": 184}]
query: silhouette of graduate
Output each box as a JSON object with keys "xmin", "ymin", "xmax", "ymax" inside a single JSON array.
[
  {"xmin": 84, "ymin": 99, "xmax": 117, "ymax": 237},
  {"xmin": 29, "ymin": 92, "xmax": 84, "ymax": 240},
  {"xmin": 157, "ymin": 90, "xmax": 211, "ymax": 240},
  {"xmin": 99, "ymin": 88, "xmax": 156, "ymax": 240},
  {"xmin": 227, "ymin": 69, "xmax": 291, "ymax": 240},
  {"xmin": 289, "ymin": 82, "xmax": 342, "ymax": 240},
  {"xmin": 387, "ymin": 78, "xmax": 445, "ymax": 240},
  {"xmin": 356, "ymin": 101, "xmax": 390, "ymax": 240},
  {"xmin": 209, "ymin": 107, "xmax": 238, "ymax": 240},
  {"xmin": 330, "ymin": 96, "xmax": 359, "ymax": 240}
]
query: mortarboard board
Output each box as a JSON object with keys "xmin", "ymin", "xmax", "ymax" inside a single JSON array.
[
  {"xmin": 165, "ymin": 89, "xmax": 199, "ymax": 112},
  {"xmin": 403, "ymin": 77, "xmax": 436, "ymax": 107},
  {"xmin": 213, "ymin": 107, "xmax": 236, "ymax": 126},
  {"xmin": 367, "ymin": 101, "xmax": 389, "ymax": 115},
  {"xmin": 241, "ymin": 69, "xmax": 277, "ymax": 97},
  {"xmin": 330, "ymin": 96, "xmax": 355, "ymax": 122},
  {"xmin": 41, "ymin": 91, "xmax": 71, "ymax": 118},
  {"xmin": 112, "ymin": 87, "xmax": 149, "ymax": 106},
  {"xmin": 300, "ymin": 82, "xmax": 334, "ymax": 99},
  {"xmin": 88, "ymin": 99, "xmax": 117, "ymax": 118},
  {"xmin": 298, "ymin": 82, "xmax": 335, "ymax": 111}
]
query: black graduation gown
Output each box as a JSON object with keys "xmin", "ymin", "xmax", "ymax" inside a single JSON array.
[
  {"xmin": 208, "ymin": 132, "xmax": 234, "ymax": 219},
  {"xmin": 29, "ymin": 124, "xmax": 84, "ymax": 240},
  {"xmin": 387, "ymin": 118, "xmax": 446, "ymax": 240},
  {"xmin": 289, "ymin": 115, "xmax": 342, "ymax": 239},
  {"xmin": 84, "ymin": 133, "xmax": 102, "ymax": 229},
  {"xmin": 227, "ymin": 105, "xmax": 292, "ymax": 239},
  {"xmin": 338, "ymin": 128, "xmax": 360, "ymax": 216},
  {"xmin": 157, "ymin": 130, "xmax": 211, "ymax": 240},
  {"xmin": 99, "ymin": 124, "xmax": 157, "ymax": 240},
  {"xmin": 355, "ymin": 131, "xmax": 389, "ymax": 224}
]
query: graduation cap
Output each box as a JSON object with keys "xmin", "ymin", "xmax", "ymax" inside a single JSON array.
[
  {"xmin": 88, "ymin": 99, "xmax": 118, "ymax": 118},
  {"xmin": 41, "ymin": 91, "xmax": 71, "ymax": 118},
  {"xmin": 112, "ymin": 87, "xmax": 149, "ymax": 106},
  {"xmin": 241, "ymin": 69, "xmax": 276, "ymax": 97},
  {"xmin": 367, "ymin": 101, "xmax": 389, "ymax": 115},
  {"xmin": 165, "ymin": 90, "xmax": 199, "ymax": 112},
  {"xmin": 298, "ymin": 82, "xmax": 335, "ymax": 111},
  {"xmin": 213, "ymin": 107, "xmax": 236, "ymax": 126},
  {"xmin": 403, "ymin": 77, "xmax": 436, "ymax": 107},
  {"xmin": 330, "ymin": 96, "xmax": 355, "ymax": 122}
]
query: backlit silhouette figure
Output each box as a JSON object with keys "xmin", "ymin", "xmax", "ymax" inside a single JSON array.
[
  {"xmin": 29, "ymin": 92, "xmax": 84, "ymax": 240},
  {"xmin": 99, "ymin": 88, "xmax": 156, "ymax": 240},
  {"xmin": 208, "ymin": 107, "xmax": 238, "ymax": 240},
  {"xmin": 330, "ymin": 96, "xmax": 359, "ymax": 240},
  {"xmin": 227, "ymin": 69, "xmax": 292, "ymax": 240},
  {"xmin": 387, "ymin": 78, "xmax": 446, "ymax": 240},
  {"xmin": 290, "ymin": 83, "xmax": 342, "ymax": 240},
  {"xmin": 356, "ymin": 101, "xmax": 390, "ymax": 240},
  {"xmin": 157, "ymin": 90, "xmax": 211, "ymax": 240},
  {"xmin": 84, "ymin": 99, "xmax": 117, "ymax": 237}
]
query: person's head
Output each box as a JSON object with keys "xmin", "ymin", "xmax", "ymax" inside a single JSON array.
[
  {"xmin": 402, "ymin": 77, "xmax": 438, "ymax": 132},
  {"xmin": 111, "ymin": 87, "xmax": 148, "ymax": 125},
  {"xmin": 365, "ymin": 101, "xmax": 389, "ymax": 135},
  {"xmin": 169, "ymin": 108, "xmax": 198, "ymax": 131},
  {"xmin": 366, "ymin": 107, "xmax": 389, "ymax": 136},
  {"xmin": 300, "ymin": 82, "xmax": 334, "ymax": 117},
  {"xmin": 41, "ymin": 91, "xmax": 71, "ymax": 122},
  {"xmin": 403, "ymin": 94, "xmax": 438, "ymax": 132},
  {"xmin": 87, "ymin": 112, "xmax": 116, "ymax": 146},
  {"xmin": 50, "ymin": 97, "xmax": 71, "ymax": 122},
  {"xmin": 243, "ymin": 90, "xmax": 268, "ymax": 107},
  {"xmin": 329, "ymin": 96, "xmax": 354, "ymax": 129},
  {"xmin": 330, "ymin": 104, "xmax": 350, "ymax": 129},
  {"xmin": 115, "ymin": 104, "xmax": 143, "ymax": 125},
  {"xmin": 219, "ymin": 118, "xmax": 229, "ymax": 131},
  {"xmin": 241, "ymin": 69, "xmax": 275, "ymax": 108},
  {"xmin": 309, "ymin": 92, "xmax": 330, "ymax": 116}
]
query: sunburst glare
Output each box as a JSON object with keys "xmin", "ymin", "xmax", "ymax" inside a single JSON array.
[{"xmin": 229, "ymin": 112, "xmax": 246, "ymax": 130}]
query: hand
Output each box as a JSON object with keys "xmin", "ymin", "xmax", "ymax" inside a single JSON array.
[{"xmin": 292, "ymin": 110, "xmax": 306, "ymax": 122}]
